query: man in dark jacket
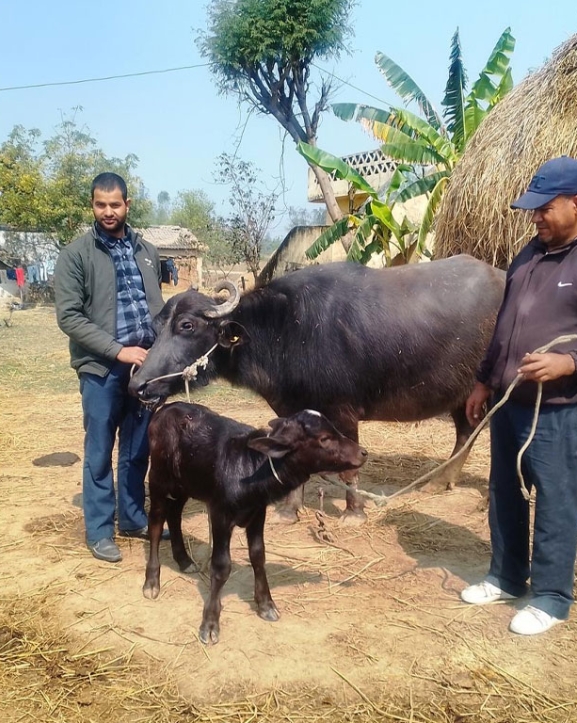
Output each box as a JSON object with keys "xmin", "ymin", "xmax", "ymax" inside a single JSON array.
[
  {"xmin": 461, "ymin": 156, "xmax": 577, "ymax": 635},
  {"xmin": 55, "ymin": 173, "xmax": 165, "ymax": 563}
]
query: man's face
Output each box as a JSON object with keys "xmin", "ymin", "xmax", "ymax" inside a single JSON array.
[
  {"xmin": 531, "ymin": 195, "xmax": 577, "ymax": 249},
  {"xmin": 92, "ymin": 187, "xmax": 131, "ymax": 238}
]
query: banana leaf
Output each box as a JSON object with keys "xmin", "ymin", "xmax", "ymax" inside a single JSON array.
[
  {"xmin": 305, "ymin": 216, "xmax": 351, "ymax": 259},
  {"xmin": 297, "ymin": 141, "xmax": 377, "ymax": 198},
  {"xmin": 374, "ymin": 51, "xmax": 442, "ymax": 131}
]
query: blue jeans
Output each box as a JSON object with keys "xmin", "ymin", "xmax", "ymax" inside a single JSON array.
[
  {"xmin": 486, "ymin": 397, "xmax": 577, "ymax": 619},
  {"xmin": 80, "ymin": 362, "xmax": 151, "ymax": 544}
]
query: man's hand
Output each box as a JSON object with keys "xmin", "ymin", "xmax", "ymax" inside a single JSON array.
[
  {"xmin": 518, "ymin": 352, "xmax": 576, "ymax": 383},
  {"xmin": 116, "ymin": 346, "xmax": 149, "ymax": 366},
  {"xmin": 465, "ymin": 381, "xmax": 491, "ymax": 427}
]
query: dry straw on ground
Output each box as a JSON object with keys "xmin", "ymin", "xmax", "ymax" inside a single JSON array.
[{"xmin": 435, "ymin": 34, "xmax": 577, "ymax": 268}]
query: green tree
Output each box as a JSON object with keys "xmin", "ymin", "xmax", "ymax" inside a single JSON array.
[
  {"xmin": 332, "ymin": 27, "xmax": 515, "ymax": 249},
  {"xmin": 169, "ymin": 189, "xmax": 215, "ymax": 241},
  {"xmin": 0, "ymin": 111, "xmax": 152, "ymax": 248},
  {"xmin": 214, "ymin": 153, "xmax": 277, "ymax": 283},
  {"xmin": 199, "ymin": 0, "xmax": 355, "ymax": 227}
]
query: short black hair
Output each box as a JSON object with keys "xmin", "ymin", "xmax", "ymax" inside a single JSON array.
[{"xmin": 91, "ymin": 172, "xmax": 128, "ymax": 201}]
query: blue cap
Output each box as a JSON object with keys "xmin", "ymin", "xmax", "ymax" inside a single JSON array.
[{"xmin": 511, "ymin": 156, "xmax": 577, "ymax": 210}]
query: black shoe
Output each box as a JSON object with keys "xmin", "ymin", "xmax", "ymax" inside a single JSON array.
[
  {"xmin": 88, "ymin": 538, "xmax": 122, "ymax": 562},
  {"xmin": 118, "ymin": 525, "xmax": 170, "ymax": 540}
]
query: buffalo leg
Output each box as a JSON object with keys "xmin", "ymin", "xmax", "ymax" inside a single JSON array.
[
  {"xmin": 143, "ymin": 483, "xmax": 167, "ymax": 600},
  {"xmin": 424, "ymin": 405, "xmax": 473, "ymax": 491},
  {"xmin": 268, "ymin": 485, "xmax": 303, "ymax": 524},
  {"xmin": 339, "ymin": 468, "xmax": 367, "ymax": 524},
  {"xmin": 199, "ymin": 514, "xmax": 234, "ymax": 645},
  {"xmin": 246, "ymin": 507, "xmax": 279, "ymax": 621}
]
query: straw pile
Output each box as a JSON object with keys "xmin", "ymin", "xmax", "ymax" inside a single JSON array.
[{"xmin": 434, "ymin": 34, "xmax": 577, "ymax": 268}]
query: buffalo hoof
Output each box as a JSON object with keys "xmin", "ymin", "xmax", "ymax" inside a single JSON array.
[
  {"xmin": 257, "ymin": 603, "xmax": 280, "ymax": 622},
  {"xmin": 267, "ymin": 507, "xmax": 300, "ymax": 525},
  {"xmin": 177, "ymin": 556, "xmax": 199, "ymax": 574},
  {"xmin": 199, "ymin": 622, "xmax": 219, "ymax": 645},
  {"xmin": 420, "ymin": 477, "xmax": 450, "ymax": 494},
  {"xmin": 338, "ymin": 508, "xmax": 367, "ymax": 526},
  {"xmin": 142, "ymin": 582, "xmax": 160, "ymax": 600}
]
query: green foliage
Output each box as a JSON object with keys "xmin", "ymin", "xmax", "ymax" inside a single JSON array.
[
  {"xmin": 331, "ymin": 27, "xmax": 515, "ymax": 248},
  {"xmin": 298, "ymin": 142, "xmax": 421, "ymax": 265},
  {"xmin": 0, "ymin": 111, "xmax": 151, "ymax": 249},
  {"xmin": 201, "ymin": 0, "xmax": 354, "ymax": 94},
  {"xmin": 169, "ymin": 189, "xmax": 215, "ymax": 239},
  {"xmin": 199, "ymin": 0, "xmax": 356, "ymax": 222}
]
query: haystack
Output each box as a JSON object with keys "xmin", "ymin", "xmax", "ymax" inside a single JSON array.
[{"xmin": 434, "ymin": 34, "xmax": 577, "ymax": 268}]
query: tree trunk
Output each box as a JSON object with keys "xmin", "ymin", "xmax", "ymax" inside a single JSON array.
[{"xmin": 309, "ymin": 165, "xmax": 352, "ymax": 253}]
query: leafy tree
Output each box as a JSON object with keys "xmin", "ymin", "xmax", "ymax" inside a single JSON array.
[
  {"xmin": 169, "ymin": 189, "xmax": 215, "ymax": 241},
  {"xmin": 199, "ymin": 0, "xmax": 355, "ymax": 227},
  {"xmin": 331, "ymin": 27, "xmax": 515, "ymax": 249},
  {"xmin": 0, "ymin": 112, "xmax": 152, "ymax": 248},
  {"xmin": 214, "ymin": 153, "xmax": 277, "ymax": 283}
]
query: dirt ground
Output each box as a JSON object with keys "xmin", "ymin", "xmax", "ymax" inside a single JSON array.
[{"xmin": 2, "ymin": 305, "xmax": 577, "ymax": 722}]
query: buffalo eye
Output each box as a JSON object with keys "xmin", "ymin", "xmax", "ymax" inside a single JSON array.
[
  {"xmin": 318, "ymin": 435, "xmax": 331, "ymax": 447},
  {"xmin": 179, "ymin": 320, "xmax": 195, "ymax": 333}
]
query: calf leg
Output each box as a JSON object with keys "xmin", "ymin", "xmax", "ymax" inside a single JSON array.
[
  {"xmin": 143, "ymin": 486, "xmax": 167, "ymax": 600},
  {"xmin": 165, "ymin": 496, "xmax": 198, "ymax": 573},
  {"xmin": 199, "ymin": 514, "xmax": 234, "ymax": 645},
  {"xmin": 246, "ymin": 507, "xmax": 279, "ymax": 622}
]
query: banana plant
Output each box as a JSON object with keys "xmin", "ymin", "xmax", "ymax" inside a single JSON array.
[
  {"xmin": 332, "ymin": 27, "xmax": 515, "ymax": 249},
  {"xmin": 297, "ymin": 141, "xmax": 424, "ymax": 265}
]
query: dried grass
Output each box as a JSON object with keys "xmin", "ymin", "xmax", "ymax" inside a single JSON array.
[
  {"xmin": 2, "ymin": 586, "xmax": 576, "ymax": 723},
  {"xmin": 435, "ymin": 34, "xmax": 577, "ymax": 267}
]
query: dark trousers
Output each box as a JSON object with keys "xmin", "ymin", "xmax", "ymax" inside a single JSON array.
[
  {"xmin": 80, "ymin": 362, "xmax": 151, "ymax": 544},
  {"xmin": 486, "ymin": 398, "xmax": 577, "ymax": 619}
]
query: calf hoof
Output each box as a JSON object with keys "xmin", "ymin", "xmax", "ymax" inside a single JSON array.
[
  {"xmin": 199, "ymin": 622, "xmax": 219, "ymax": 645},
  {"xmin": 142, "ymin": 582, "xmax": 160, "ymax": 600},
  {"xmin": 338, "ymin": 508, "xmax": 367, "ymax": 526},
  {"xmin": 258, "ymin": 603, "xmax": 280, "ymax": 622},
  {"xmin": 267, "ymin": 507, "xmax": 300, "ymax": 525}
]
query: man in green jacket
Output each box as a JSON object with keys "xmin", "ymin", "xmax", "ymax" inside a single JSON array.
[{"xmin": 55, "ymin": 172, "xmax": 165, "ymax": 562}]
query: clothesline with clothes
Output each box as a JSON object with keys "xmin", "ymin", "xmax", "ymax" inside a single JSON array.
[{"xmin": 0, "ymin": 259, "xmax": 55, "ymax": 286}]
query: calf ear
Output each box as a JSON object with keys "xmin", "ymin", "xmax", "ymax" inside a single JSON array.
[
  {"xmin": 247, "ymin": 436, "xmax": 291, "ymax": 458},
  {"xmin": 218, "ymin": 321, "xmax": 247, "ymax": 348}
]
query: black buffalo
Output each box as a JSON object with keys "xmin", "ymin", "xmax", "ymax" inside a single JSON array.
[{"xmin": 130, "ymin": 257, "xmax": 505, "ymax": 521}]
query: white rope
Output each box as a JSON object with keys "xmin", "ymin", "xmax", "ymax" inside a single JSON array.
[
  {"xmin": 268, "ymin": 457, "xmax": 283, "ymax": 485},
  {"xmin": 138, "ymin": 344, "xmax": 218, "ymax": 403},
  {"xmin": 320, "ymin": 334, "xmax": 577, "ymax": 507}
]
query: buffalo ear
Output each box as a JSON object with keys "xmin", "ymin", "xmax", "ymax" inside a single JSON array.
[
  {"xmin": 218, "ymin": 321, "xmax": 246, "ymax": 348},
  {"xmin": 152, "ymin": 295, "xmax": 179, "ymax": 335},
  {"xmin": 247, "ymin": 436, "xmax": 291, "ymax": 458}
]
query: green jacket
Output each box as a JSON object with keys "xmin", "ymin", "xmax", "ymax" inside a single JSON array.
[{"xmin": 54, "ymin": 224, "xmax": 164, "ymax": 377}]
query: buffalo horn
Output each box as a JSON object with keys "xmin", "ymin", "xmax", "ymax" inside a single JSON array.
[{"xmin": 203, "ymin": 280, "xmax": 241, "ymax": 318}]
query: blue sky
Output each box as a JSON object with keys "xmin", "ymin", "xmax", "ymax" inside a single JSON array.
[{"xmin": 1, "ymin": 2, "xmax": 575, "ymax": 235}]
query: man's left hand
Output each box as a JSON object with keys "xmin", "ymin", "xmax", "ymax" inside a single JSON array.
[{"xmin": 518, "ymin": 352, "xmax": 576, "ymax": 382}]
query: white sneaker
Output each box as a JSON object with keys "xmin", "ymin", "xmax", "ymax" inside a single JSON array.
[
  {"xmin": 509, "ymin": 606, "xmax": 562, "ymax": 635},
  {"xmin": 461, "ymin": 580, "xmax": 518, "ymax": 605}
]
